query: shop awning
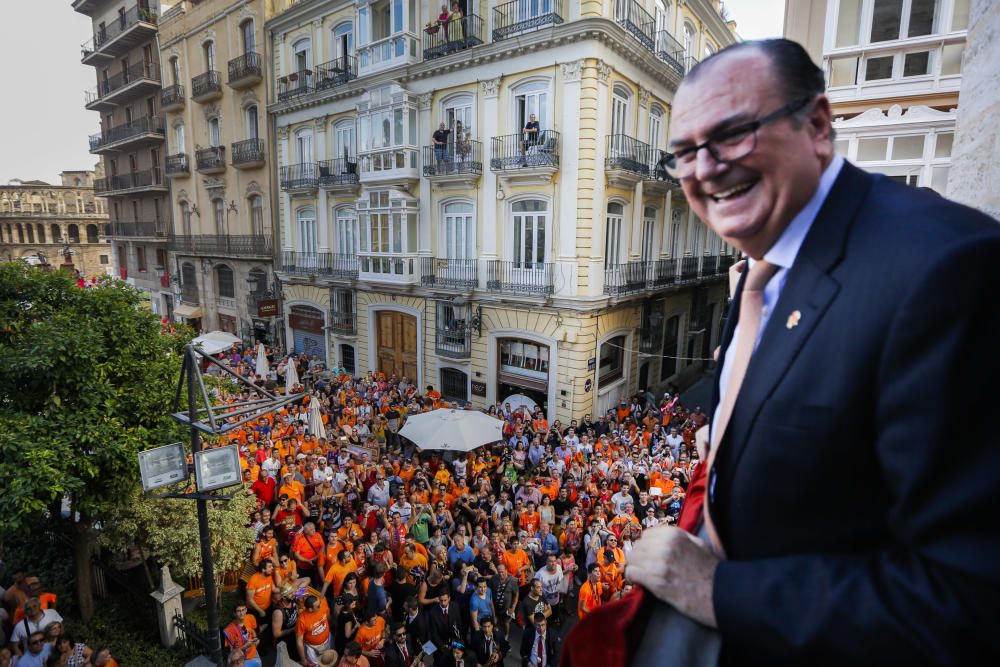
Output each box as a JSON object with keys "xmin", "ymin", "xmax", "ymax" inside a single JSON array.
[{"xmin": 174, "ymin": 304, "xmax": 203, "ymax": 319}]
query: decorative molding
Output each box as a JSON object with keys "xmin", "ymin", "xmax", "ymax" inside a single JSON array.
[
  {"xmin": 203, "ymin": 177, "xmax": 225, "ymax": 191},
  {"xmin": 596, "ymin": 60, "xmax": 613, "ymax": 84},
  {"xmin": 833, "ymin": 104, "xmax": 958, "ymax": 128},
  {"xmin": 315, "ymin": 116, "xmax": 328, "ymax": 133},
  {"xmin": 559, "ymin": 59, "xmax": 584, "ymax": 82},
  {"xmin": 170, "ymin": 117, "xmax": 185, "ymax": 130},
  {"xmin": 639, "ymin": 86, "xmax": 651, "ymax": 108},
  {"xmin": 240, "ymin": 89, "xmax": 260, "ymax": 108},
  {"xmin": 202, "ymin": 103, "xmax": 221, "ymax": 121},
  {"xmin": 277, "ymin": 126, "xmax": 290, "ymax": 140},
  {"xmin": 175, "ymin": 188, "xmax": 190, "ymax": 202},
  {"xmin": 312, "ymin": 18, "xmax": 323, "ymax": 30},
  {"xmin": 480, "ymin": 76, "xmax": 501, "ymax": 98},
  {"xmin": 245, "ymin": 181, "xmax": 264, "ymax": 197},
  {"xmin": 417, "ymin": 93, "xmax": 432, "ymax": 110},
  {"xmin": 237, "ymin": 4, "xmax": 256, "ymax": 22},
  {"xmin": 200, "ymin": 29, "xmax": 217, "ymax": 46}
]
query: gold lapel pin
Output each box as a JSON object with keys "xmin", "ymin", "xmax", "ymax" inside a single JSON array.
[{"xmin": 786, "ymin": 310, "xmax": 802, "ymax": 330}]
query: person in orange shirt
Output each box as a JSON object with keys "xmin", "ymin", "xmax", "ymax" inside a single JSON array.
[
  {"xmin": 253, "ymin": 526, "xmax": 279, "ymax": 567},
  {"xmin": 292, "ymin": 522, "xmax": 325, "ymax": 585},
  {"xmin": 353, "ymin": 609, "xmax": 386, "ymax": 662},
  {"xmin": 399, "ymin": 542, "xmax": 428, "ymax": 584},
  {"xmin": 320, "ymin": 549, "xmax": 358, "ymax": 600},
  {"xmin": 278, "ymin": 472, "xmax": 305, "ymax": 505},
  {"xmin": 223, "ymin": 603, "xmax": 261, "ymax": 667},
  {"xmin": 519, "ymin": 503, "xmax": 541, "ymax": 535},
  {"xmin": 275, "ymin": 554, "xmax": 311, "ymax": 590},
  {"xmin": 577, "ymin": 564, "xmax": 605, "ymax": 618},
  {"xmin": 245, "ymin": 560, "xmax": 277, "ymax": 621},
  {"xmin": 500, "ymin": 537, "xmax": 532, "ymax": 592},
  {"xmin": 296, "ymin": 595, "xmax": 332, "ymax": 665}
]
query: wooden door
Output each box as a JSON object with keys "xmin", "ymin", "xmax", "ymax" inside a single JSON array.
[{"xmin": 376, "ymin": 311, "xmax": 418, "ymax": 381}]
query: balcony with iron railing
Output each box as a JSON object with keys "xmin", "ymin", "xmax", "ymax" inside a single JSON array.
[
  {"xmin": 328, "ymin": 310, "xmax": 357, "ymax": 336},
  {"xmin": 93, "ymin": 169, "xmax": 166, "ymax": 196},
  {"xmin": 191, "ymin": 71, "xmax": 223, "ymax": 103},
  {"xmin": 604, "ymin": 256, "xmax": 732, "ymax": 296},
  {"xmin": 606, "ymin": 135, "xmax": 652, "ymax": 185},
  {"xmin": 227, "ymin": 52, "xmax": 263, "ymax": 89},
  {"xmin": 195, "ymin": 146, "xmax": 226, "ymax": 174},
  {"xmin": 85, "ymin": 60, "xmax": 160, "ymax": 110},
  {"xmin": 231, "ymin": 139, "xmax": 265, "ymax": 169},
  {"xmin": 319, "ymin": 158, "xmax": 359, "ymax": 190},
  {"xmin": 485, "ymin": 260, "xmax": 554, "ymax": 296},
  {"xmin": 358, "ymin": 32, "xmax": 420, "ymax": 75},
  {"xmin": 422, "ymin": 140, "xmax": 484, "ymax": 184},
  {"xmin": 493, "ymin": 0, "xmax": 564, "ymax": 41},
  {"xmin": 89, "ymin": 115, "xmax": 164, "ymax": 153},
  {"xmin": 491, "ymin": 130, "xmax": 560, "ymax": 172},
  {"xmin": 169, "ymin": 235, "xmax": 272, "ymax": 257},
  {"xmin": 160, "ymin": 83, "xmax": 185, "ymax": 111},
  {"xmin": 359, "ymin": 254, "xmax": 421, "ymax": 284},
  {"xmin": 81, "ymin": 4, "xmax": 158, "ymax": 63},
  {"xmin": 423, "ymin": 14, "xmax": 484, "ymax": 60},
  {"xmin": 614, "ymin": 0, "xmax": 655, "ymax": 52},
  {"xmin": 682, "ymin": 55, "xmax": 700, "ymax": 75},
  {"xmin": 106, "ymin": 220, "xmax": 168, "ymax": 238},
  {"xmin": 316, "ymin": 56, "xmax": 357, "ymax": 91},
  {"xmin": 436, "ymin": 326, "xmax": 472, "ymax": 358},
  {"xmin": 280, "ymin": 163, "xmax": 319, "ymax": 191},
  {"xmin": 279, "ymin": 251, "xmax": 359, "ymax": 279},
  {"xmin": 655, "ymin": 31, "xmax": 686, "ymax": 75},
  {"xmin": 166, "ymin": 153, "xmax": 189, "ymax": 176},
  {"xmin": 420, "ymin": 257, "xmax": 478, "ymax": 290},
  {"xmin": 277, "ymin": 70, "xmax": 313, "ymax": 101}
]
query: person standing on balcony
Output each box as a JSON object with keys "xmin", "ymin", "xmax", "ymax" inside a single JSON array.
[
  {"xmin": 521, "ymin": 114, "xmax": 540, "ymax": 164},
  {"xmin": 448, "ymin": 2, "xmax": 465, "ymax": 42},
  {"xmin": 433, "ymin": 123, "xmax": 452, "ymax": 168}
]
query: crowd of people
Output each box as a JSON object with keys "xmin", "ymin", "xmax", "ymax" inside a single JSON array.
[
  {"xmin": 215, "ymin": 343, "xmax": 705, "ymax": 667},
  {"xmin": 0, "ymin": 571, "xmax": 119, "ymax": 667}
]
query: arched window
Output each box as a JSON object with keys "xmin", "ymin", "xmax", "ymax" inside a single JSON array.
[
  {"xmin": 169, "ymin": 56, "xmax": 181, "ymax": 85},
  {"xmin": 68, "ymin": 224, "xmax": 80, "ymax": 243},
  {"xmin": 683, "ymin": 22, "xmax": 696, "ymax": 60},
  {"xmin": 37, "ymin": 224, "xmax": 46, "ymax": 244},
  {"xmin": 605, "ymin": 202, "xmax": 625, "ymax": 268},
  {"xmin": 51, "ymin": 224, "xmax": 61, "ymax": 242},
  {"xmin": 86, "ymin": 224, "xmax": 99, "ymax": 243},
  {"xmin": 333, "ymin": 119, "xmax": 356, "ymax": 160},
  {"xmin": 16, "ymin": 224, "xmax": 24, "ymax": 243},
  {"xmin": 642, "ymin": 206, "xmax": 657, "ymax": 262},
  {"xmin": 174, "ymin": 123, "xmax": 185, "ymax": 152},
  {"xmin": 512, "ymin": 79, "xmax": 551, "ymax": 133},
  {"xmin": 332, "ymin": 22, "xmax": 353, "ymax": 61},
  {"xmin": 249, "ymin": 195, "xmax": 264, "ymax": 237},
  {"xmin": 181, "ymin": 261, "xmax": 197, "ymax": 289},
  {"xmin": 292, "ymin": 38, "xmax": 312, "ymax": 74},
  {"xmin": 240, "ymin": 19, "xmax": 256, "ymax": 54},
  {"xmin": 208, "ymin": 117, "xmax": 221, "ymax": 147},
  {"xmin": 442, "ymin": 200, "xmax": 474, "ymax": 260},
  {"xmin": 295, "ymin": 127, "xmax": 313, "ymax": 163},
  {"xmin": 213, "ymin": 198, "xmax": 226, "ymax": 235},
  {"xmin": 26, "ymin": 225, "xmax": 34, "ymax": 243},
  {"xmin": 648, "ymin": 104, "xmax": 665, "ymax": 150},
  {"xmin": 511, "ymin": 199, "xmax": 548, "ymax": 267},
  {"xmin": 215, "ymin": 265, "xmax": 235, "ymax": 298},
  {"xmin": 441, "ymin": 92, "xmax": 475, "ymax": 138},
  {"xmin": 203, "ymin": 40, "xmax": 216, "ymax": 71},
  {"xmin": 297, "ymin": 207, "xmax": 317, "ymax": 256},
  {"xmin": 611, "ymin": 84, "xmax": 632, "ymax": 136},
  {"xmin": 334, "ymin": 206, "xmax": 357, "ymax": 256},
  {"xmin": 245, "ymin": 105, "xmax": 259, "ymax": 140},
  {"xmin": 180, "ymin": 201, "xmax": 192, "ymax": 236}
]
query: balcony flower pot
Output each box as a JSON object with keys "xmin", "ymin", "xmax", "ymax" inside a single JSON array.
[
  {"xmin": 425, "ymin": 23, "xmax": 440, "ymax": 34},
  {"xmin": 288, "ymin": 73, "xmax": 298, "ymax": 81},
  {"xmin": 304, "ymin": 69, "xmax": 313, "ymax": 76}
]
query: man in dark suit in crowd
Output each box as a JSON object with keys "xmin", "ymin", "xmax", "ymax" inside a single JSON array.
[
  {"xmin": 562, "ymin": 38, "xmax": 1000, "ymax": 667},
  {"xmin": 427, "ymin": 591, "xmax": 465, "ymax": 666},
  {"xmin": 519, "ymin": 613, "xmax": 557, "ymax": 667},
  {"xmin": 471, "ymin": 617, "xmax": 509, "ymax": 666},
  {"xmin": 402, "ymin": 596, "xmax": 429, "ymax": 647},
  {"xmin": 383, "ymin": 622, "xmax": 420, "ymax": 667}
]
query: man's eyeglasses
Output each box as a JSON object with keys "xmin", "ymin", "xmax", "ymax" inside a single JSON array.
[{"xmin": 662, "ymin": 96, "xmax": 813, "ymax": 179}]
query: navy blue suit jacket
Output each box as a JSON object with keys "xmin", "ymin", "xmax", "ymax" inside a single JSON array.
[{"xmin": 709, "ymin": 162, "xmax": 1000, "ymax": 665}]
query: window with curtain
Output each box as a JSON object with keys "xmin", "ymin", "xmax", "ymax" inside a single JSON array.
[{"xmin": 216, "ymin": 265, "xmax": 235, "ymax": 298}]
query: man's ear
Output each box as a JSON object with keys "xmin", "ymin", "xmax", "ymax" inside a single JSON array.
[{"xmin": 809, "ymin": 95, "xmax": 835, "ymax": 158}]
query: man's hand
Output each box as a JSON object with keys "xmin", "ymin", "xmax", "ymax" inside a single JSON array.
[{"xmin": 626, "ymin": 525, "xmax": 719, "ymax": 628}]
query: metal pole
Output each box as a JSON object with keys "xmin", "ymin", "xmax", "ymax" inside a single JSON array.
[{"xmin": 187, "ymin": 345, "xmax": 224, "ymax": 667}]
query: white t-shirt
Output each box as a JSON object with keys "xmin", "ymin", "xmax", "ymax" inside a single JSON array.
[
  {"xmin": 10, "ymin": 609, "xmax": 63, "ymax": 647},
  {"xmin": 534, "ymin": 565, "xmax": 564, "ymax": 603}
]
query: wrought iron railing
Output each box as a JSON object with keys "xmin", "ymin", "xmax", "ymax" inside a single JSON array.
[
  {"xmin": 169, "ymin": 234, "xmax": 272, "ymax": 256},
  {"xmin": 606, "ymin": 135, "xmax": 652, "ymax": 176},
  {"xmin": 679, "ymin": 256, "xmax": 700, "ymax": 281},
  {"xmin": 88, "ymin": 60, "xmax": 160, "ymax": 104},
  {"xmin": 179, "ymin": 286, "xmax": 200, "ymax": 305},
  {"xmin": 316, "ymin": 56, "xmax": 357, "ymax": 90},
  {"xmin": 682, "ymin": 55, "xmax": 700, "ymax": 75},
  {"xmin": 490, "ymin": 130, "xmax": 560, "ymax": 170},
  {"xmin": 485, "ymin": 260, "xmax": 554, "ymax": 295},
  {"xmin": 172, "ymin": 611, "xmax": 208, "ymax": 658},
  {"xmin": 107, "ymin": 221, "xmax": 167, "ymax": 237},
  {"xmin": 89, "ymin": 115, "xmax": 163, "ymax": 151},
  {"xmin": 160, "ymin": 83, "xmax": 185, "ymax": 107},
  {"xmin": 655, "ymin": 31, "xmax": 685, "ymax": 75},
  {"xmin": 191, "ymin": 70, "xmax": 222, "ymax": 99},
  {"xmin": 603, "ymin": 257, "xmax": 729, "ymax": 295},
  {"xmin": 638, "ymin": 325, "xmax": 663, "ymax": 354},
  {"xmin": 648, "ymin": 258, "xmax": 679, "ymax": 288},
  {"xmin": 227, "ymin": 52, "xmax": 262, "ymax": 84},
  {"xmin": 604, "ymin": 262, "xmax": 650, "ymax": 296},
  {"xmin": 91, "ymin": 4, "xmax": 158, "ymax": 52},
  {"xmin": 195, "ymin": 146, "xmax": 226, "ymax": 171},
  {"xmin": 615, "ymin": 0, "xmax": 656, "ymax": 52},
  {"xmin": 280, "ymin": 252, "xmax": 359, "ymax": 278},
  {"xmin": 328, "ymin": 310, "xmax": 357, "ymax": 336},
  {"xmin": 280, "ymin": 163, "xmax": 319, "ymax": 190},
  {"xmin": 420, "ymin": 257, "xmax": 478, "ymax": 289},
  {"xmin": 277, "ymin": 70, "xmax": 313, "ymax": 101},
  {"xmin": 423, "ymin": 14, "xmax": 485, "ymax": 60},
  {"xmin": 436, "ymin": 326, "xmax": 472, "ymax": 358},
  {"xmin": 493, "ymin": 0, "xmax": 564, "ymax": 41},
  {"xmin": 318, "ymin": 158, "xmax": 359, "ymax": 187},
  {"xmin": 422, "ymin": 140, "xmax": 484, "ymax": 177},
  {"xmin": 166, "ymin": 153, "xmax": 189, "ymax": 175},
  {"xmin": 93, "ymin": 169, "xmax": 165, "ymax": 194},
  {"xmin": 231, "ymin": 138, "xmax": 265, "ymax": 166}
]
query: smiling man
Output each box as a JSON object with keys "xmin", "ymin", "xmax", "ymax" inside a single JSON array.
[{"xmin": 562, "ymin": 39, "xmax": 1000, "ymax": 667}]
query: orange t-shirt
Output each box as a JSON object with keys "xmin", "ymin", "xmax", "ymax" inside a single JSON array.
[
  {"xmin": 500, "ymin": 548, "xmax": 531, "ymax": 585},
  {"xmin": 354, "ymin": 616, "xmax": 386, "ymax": 653},
  {"xmin": 246, "ymin": 573, "xmax": 274, "ymax": 611},
  {"xmin": 577, "ymin": 580, "xmax": 604, "ymax": 618},
  {"xmin": 254, "ymin": 538, "xmax": 277, "ymax": 565},
  {"xmin": 296, "ymin": 607, "xmax": 331, "ymax": 646},
  {"xmin": 323, "ymin": 559, "xmax": 358, "ymax": 597},
  {"xmin": 224, "ymin": 614, "xmax": 258, "ymax": 660},
  {"xmin": 519, "ymin": 512, "xmax": 541, "ymax": 535}
]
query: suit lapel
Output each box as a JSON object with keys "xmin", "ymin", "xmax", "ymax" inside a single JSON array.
[
  {"xmin": 717, "ymin": 162, "xmax": 874, "ymax": 475},
  {"xmin": 709, "ymin": 268, "xmax": 747, "ymax": 431}
]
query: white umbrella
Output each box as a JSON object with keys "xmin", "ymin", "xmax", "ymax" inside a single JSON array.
[
  {"xmin": 255, "ymin": 342, "xmax": 269, "ymax": 378},
  {"xmin": 285, "ymin": 356, "xmax": 300, "ymax": 393},
  {"xmin": 308, "ymin": 395, "xmax": 327, "ymax": 439},
  {"xmin": 398, "ymin": 408, "xmax": 504, "ymax": 452},
  {"xmin": 191, "ymin": 331, "xmax": 242, "ymax": 356}
]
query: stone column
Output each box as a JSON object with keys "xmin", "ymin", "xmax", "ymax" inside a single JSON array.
[
  {"xmin": 278, "ymin": 126, "xmax": 293, "ymax": 251},
  {"xmin": 149, "ymin": 565, "xmax": 184, "ymax": 648},
  {"xmin": 629, "ymin": 180, "xmax": 644, "ymax": 260},
  {"xmin": 417, "ymin": 92, "xmax": 433, "ymax": 257},
  {"xmin": 556, "ymin": 59, "xmax": 584, "ymax": 297},
  {"xmin": 316, "ymin": 118, "xmax": 330, "ymax": 252},
  {"xmin": 480, "ymin": 76, "xmax": 501, "ymax": 290},
  {"xmin": 312, "ymin": 19, "xmax": 324, "ymax": 66},
  {"xmin": 660, "ymin": 188, "xmax": 673, "ymax": 257},
  {"xmin": 587, "ymin": 60, "xmax": 612, "ymax": 296}
]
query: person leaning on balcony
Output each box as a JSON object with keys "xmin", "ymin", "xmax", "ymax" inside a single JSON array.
[
  {"xmin": 433, "ymin": 123, "xmax": 452, "ymax": 165},
  {"xmin": 448, "ymin": 2, "xmax": 465, "ymax": 42}
]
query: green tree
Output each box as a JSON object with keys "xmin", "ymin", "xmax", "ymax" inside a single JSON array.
[{"xmin": 0, "ymin": 264, "xmax": 189, "ymax": 621}]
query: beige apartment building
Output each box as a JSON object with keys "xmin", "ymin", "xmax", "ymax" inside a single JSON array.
[
  {"xmin": 785, "ymin": 0, "xmax": 971, "ymax": 193},
  {"xmin": 266, "ymin": 0, "xmax": 737, "ymax": 421},
  {"xmin": 158, "ymin": 0, "xmax": 278, "ymax": 342},
  {"xmin": 0, "ymin": 171, "xmax": 111, "ymax": 276},
  {"xmin": 75, "ymin": 0, "xmax": 175, "ymax": 315}
]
